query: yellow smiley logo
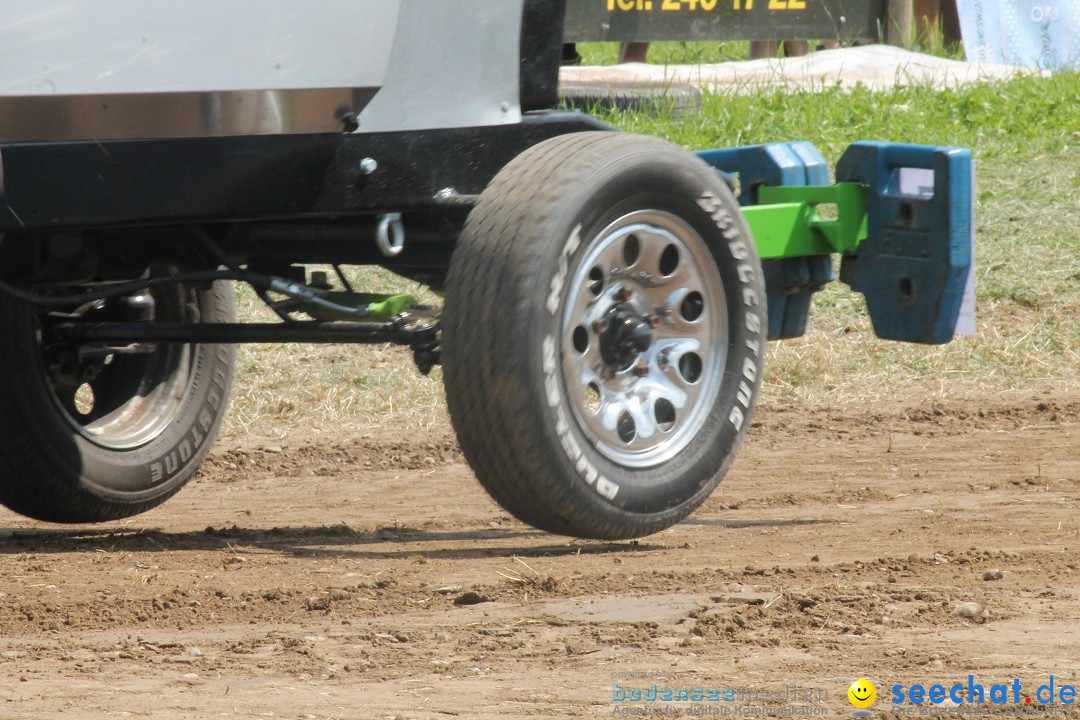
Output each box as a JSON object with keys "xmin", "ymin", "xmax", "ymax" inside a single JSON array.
[{"xmin": 848, "ymin": 678, "xmax": 876, "ymax": 709}]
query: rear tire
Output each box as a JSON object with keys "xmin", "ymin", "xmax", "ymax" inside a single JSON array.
[
  {"xmin": 0, "ymin": 279, "xmax": 235, "ymax": 523},
  {"xmin": 443, "ymin": 132, "xmax": 766, "ymax": 539}
]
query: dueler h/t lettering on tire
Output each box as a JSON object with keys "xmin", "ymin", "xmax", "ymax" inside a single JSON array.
[
  {"xmin": 443, "ymin": 132, "xmax": 766, "ymax": 540},
  {"xmin": 0, "ymin": 278, "xmax": 235, "ymax": 523}
]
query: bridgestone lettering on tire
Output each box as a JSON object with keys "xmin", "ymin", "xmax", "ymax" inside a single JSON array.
[
  {"xmin": 443, "ymin": 132, "xmax": 767, "ymax": 539},
  {"xmin": 0, "ymin": 280, "xmax": 235, "ymax": 523}
]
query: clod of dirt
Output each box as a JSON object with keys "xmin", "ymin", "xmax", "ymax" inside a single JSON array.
[
  {"xmin": 982, "ymin": 569, "xmax": 1004, "ymax": 581},
  {"xmin": 952, "ymin": 602, "xmax": 983, "ymax": 619},
  {"xmin": 453, "ymin": 592, "xmax": 490, "ymax": 606},
  {"xmin": 373, "ymin": 632, "xmax": 408, "ymax": 643},
  {"xmin": 711, "ymin": 591, "xmax": 779, "ymax": 606},
  {"xmin": 304, "ymin": 595, "xmax": 332, "ymax": 611}
]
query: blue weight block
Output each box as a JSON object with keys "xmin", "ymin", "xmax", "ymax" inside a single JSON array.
[
  {"xmin": 836, "ymin": 142, "xmax": 973, "ymax": 345},
  {"xmin": 697, "ymin": 143, "xmax": 808, "ymax": 205},
  {"xmin": 697, "ymin": 143, "xmax": 835, "ymax": 340},
  {"xmin": 788, "ymin": 141, "xmax": 830, "ymax": 186}
]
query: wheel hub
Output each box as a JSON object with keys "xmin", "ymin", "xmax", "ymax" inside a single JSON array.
[{"xmin": 598, "ymin": 303, "xmax": 653, "ymax": 370}]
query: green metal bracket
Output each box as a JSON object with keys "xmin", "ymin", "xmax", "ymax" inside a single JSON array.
[
  {"xmin": 295, "ymin": 292, "xmax": 419, "ymax": 322},
  {"xmin": 741, "ymin": 182, "xmax": 868, "ymax": 260},
  {"xmin": 364, "ymin": 293, "xmax": 419, "ymax": 320}
]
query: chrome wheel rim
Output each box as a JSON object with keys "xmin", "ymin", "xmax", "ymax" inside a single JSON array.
[
  {"xmin": 39, "ymin": 283, "xmax": 196, "ymax": 451},
  {"xmin": 561, "ymin": 210, "xmax": 728, "ymax": 468}
]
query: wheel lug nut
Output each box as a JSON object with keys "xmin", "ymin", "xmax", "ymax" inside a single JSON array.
[
  {"xmin": 632, "ymin": 364, "xmax": 649, "ymax": 377},
  {"xmin": 601, "ymin": 367, "xmax": 616, "ymax": 381},
  {"xmin": 617, "ymin": 288, "xmax": 633, "ymax": 302},
  {"xmin": 647, "ymin": 314, "xmax": 660, "ymax": 329},
  {"xmin": 592, "ymin": 319, "xmax": 608, "ymax": 333}
]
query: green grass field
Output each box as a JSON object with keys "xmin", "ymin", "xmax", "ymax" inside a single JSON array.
[{"xmin": 225, "ymin": 54, "xmax": 1080, "ymax": 437}]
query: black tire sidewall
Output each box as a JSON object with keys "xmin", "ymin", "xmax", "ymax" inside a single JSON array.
[{"xmin": 522, "ymin": 150, "xmax": 765, "ymax": 517}]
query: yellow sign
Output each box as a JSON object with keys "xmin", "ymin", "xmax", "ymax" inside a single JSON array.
[{"xmin": 607, "ymin": 0, "xmax": 808, "ymax": 10}]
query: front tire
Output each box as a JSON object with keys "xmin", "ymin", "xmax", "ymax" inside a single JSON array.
[
  {"xmin": 0, "ymin": 278, "xmax": 235, "ymax": 523},
  {"xmin": 443, "ymin": 132, "xmax": 766, "ymax": 539}
]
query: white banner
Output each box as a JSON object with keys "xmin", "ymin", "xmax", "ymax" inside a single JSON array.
[{"xmin": 957, "ymin": 0, "xmax": 1080, "ymax": 70}]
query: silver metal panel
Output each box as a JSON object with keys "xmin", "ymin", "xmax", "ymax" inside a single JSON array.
[
  {"xmin": 0, "ymin": 89, "xmax": 373, "ymax": 141},
  {"xmin": 0, "ymin": 0, "xmax": 523, "ymax": 140},
  {"xmin": 0, "ymin": 0, "xmax": 399, "ymax": 140},
  {"xmin": 0, "ymin": 1, "xmax": 398, "ymax": 95},
  {"xmin": 357, "ymin": 0, "xmax": 522, "ymax": 132}
]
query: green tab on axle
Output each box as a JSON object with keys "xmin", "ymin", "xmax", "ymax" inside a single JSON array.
[
  {"xmin": 364, "ymin": 293, "xmax": 419, "ymax": 320},
  {"xmin": 294, "ymin": 292, "xmax": 418, "ymax": 322},
  {"xmin": 741, "ymin": 182, "xmax": 868, "ymax": 260}
]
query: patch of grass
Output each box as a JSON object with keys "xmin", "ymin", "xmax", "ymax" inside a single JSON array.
[
  {"xmin": 223, "ymin": 267, "xmax": 447, "ymax": 439},
  {"xmin": 597, "ymin": 72, "xmax": 1080, "ymax": 162},
  {"xmin": 577, "ymin": 41, "xmax": 752, "ymax": 66}
]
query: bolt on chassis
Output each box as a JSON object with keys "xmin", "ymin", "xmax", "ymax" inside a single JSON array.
[{"xmin": 0, "ymin": 1, "xmax": 972, "ymax": 539}]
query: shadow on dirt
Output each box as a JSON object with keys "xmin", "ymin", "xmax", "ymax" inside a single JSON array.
[
  {"xmin": 0, "ymin": 523, "xmax": 678, "ymax": 560},
  {"xmin": 684, "ymin": 517, "xmax": 834, "ymax": 528},
  {"xmin": 0, "ymin": 515, "xmax": 833, "ymax": 559}
]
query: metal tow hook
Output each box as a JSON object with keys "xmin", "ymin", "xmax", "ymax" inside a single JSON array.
[{"xmin": 376, "ymin": 212, "xmax": 405, "ymax": 257}]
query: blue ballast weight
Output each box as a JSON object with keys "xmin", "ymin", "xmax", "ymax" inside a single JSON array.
[{"xmin": 837, "ymin": 142, "xmax": 973, "ymax": 345}]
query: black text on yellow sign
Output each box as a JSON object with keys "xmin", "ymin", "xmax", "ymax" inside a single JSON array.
[{"xmin": 606, "ymin": 0, "xmax": 808, "ymax": 11}]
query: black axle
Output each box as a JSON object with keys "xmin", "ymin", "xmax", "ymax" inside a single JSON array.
[
  {"xmin": 52, "ymin": 321, "xmax": 442, "ymax": 373},
  {"xmin": 56, "ymin": 321, "xmax": 418, "ymax": 344}
]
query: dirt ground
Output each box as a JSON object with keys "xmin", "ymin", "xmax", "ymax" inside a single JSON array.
[{"xmin": 2, "ymin": 391, "xmax": 1079, "ymax": 719}]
